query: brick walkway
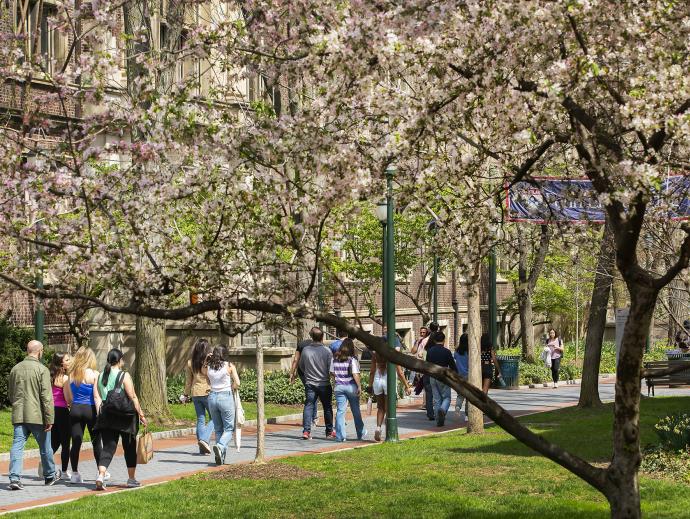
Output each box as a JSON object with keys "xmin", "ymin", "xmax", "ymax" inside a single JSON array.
[{"xmin": 1, "ymin": 380, "xmax": 688, "ymax": 514}]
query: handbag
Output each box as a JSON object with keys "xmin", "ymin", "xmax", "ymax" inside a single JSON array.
[
  {"xmin": 100, "ymin": 371, "xmax": 136, "ymax": 417},
  {"xmin": 136, "ymin": 426, "xmax": 154, "ymax": 464},
  {"xmin": 234, "ymin": 389, "xmax": 245, "ymax": 426}
]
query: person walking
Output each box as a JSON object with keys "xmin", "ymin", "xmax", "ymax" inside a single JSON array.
[
  {"xmin": 184, "ymin": 338, "xmax": 214, "ymax": 454},
  {"xmin": 453, "ymin": 333, "xmax": 469, "ymax": 418},
  {"xmin": 425, "ymin": 332, "xmax": 457, "ymax": 427},
  {"xmin": 547, "ymin": 329, "xmax": 564, "ymax": 388},
  {"xmin": 330, "ymin": 339, "xmax": 367, "ymax": 442},
  {"xmin": 674, "ymin": 320, "xmax": 690, "ymax": 352},
  {"xmin": 408, "ymin": 326, "xmax": 429, "ymax": 386},
  {"xmin": 421, "ymin": 322, "xmax": 440, "ymax": 420},
  {"xmin": 369, "ymin": 348, "xmax": 412, "ymax": 442},
  {"xmin": 204, "ymin": 346, "xmax": 241, "ymax": 465},
  {"xmin": 67, "ymin": 346, "xmax": 102, "ymax": 484},
  {"xmin": 7, "ymin": 340, "xmax": 60, "ymax": 490},
  {"xmin": 299, "ymin": 327, "xmax": 335, "ymax": 440},
  {"xmin": 480, "ymin": 333, "xmax": 502, "ymax": 395},
  {"xmin": 289, "ymin": 337, "xmax": 318, "ymax": 426},
  {"xmin": 94, "ymin": 349, "xmax": 147, "ymax": 490},
  {"xmin": 329, "ymin": 329, "xmax": 350, "ymax": 355},
  {"xmin": 49, "ymin": 352, "xmax": 72, "ymax": 479}
]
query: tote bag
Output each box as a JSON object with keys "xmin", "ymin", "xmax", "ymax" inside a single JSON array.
[{"xmin": 136, "ymin": 426, "xmax": 154, "ymax": 464}]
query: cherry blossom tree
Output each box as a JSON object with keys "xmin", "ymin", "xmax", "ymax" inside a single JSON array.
[{"xmin": 1, "ymin": 1, "xmax": 689, "ymax": 517}]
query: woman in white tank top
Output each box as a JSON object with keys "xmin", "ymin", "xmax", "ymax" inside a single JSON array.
[{"xmin": 203, "ymin": 346, "xmax": 240, "ymax": 465}]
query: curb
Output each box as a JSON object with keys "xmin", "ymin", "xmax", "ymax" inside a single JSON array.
[{"xmin": 0, "ymin": 398, "xmax": 421, "ymax": 462}]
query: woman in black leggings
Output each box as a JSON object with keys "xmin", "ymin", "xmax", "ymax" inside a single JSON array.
[
  {"xmin": 67, "ymin": 347, "xmax": 102, "ymax": 484},
  {"xmin": 49, "ymin": 353, "xmax": 72, "ymax": 477},
  {"xmin": 94, "ymin": 349, "xmax": 147, "ymax": 490}
]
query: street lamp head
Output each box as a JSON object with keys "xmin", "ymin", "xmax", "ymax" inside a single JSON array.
[
  {"xmin": 385, "ymin": 164, "xmax": 396, "ymax": 177},
  {"xmin": 375, "ymin": 199, "xmax": 388, "ymax": 223}
]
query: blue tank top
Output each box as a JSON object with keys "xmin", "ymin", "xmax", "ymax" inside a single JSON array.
[{"xmin": 71, "ymin": 381, "xmax": 95, "ymax": 405}]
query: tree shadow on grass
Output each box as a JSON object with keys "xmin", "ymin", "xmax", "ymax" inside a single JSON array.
[{"xmin": 445, "ymin": 436, "xmax": 612, "ymax": 464}]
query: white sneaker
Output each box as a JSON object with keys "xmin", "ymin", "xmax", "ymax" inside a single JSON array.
[
  {"xmin": 70, "ymin": 472, "xmax": 82, "ymax": 484},
  {"xmin": 104, "ymin": 471, "xmax": 111, "ymax": 481},
  {"xmin": 553, "ymin": 383, "xmax": 558, "ymax": 389},
  {"xmin": 95, "ymin": 475, "xmax": 105, "ymax": 491}
]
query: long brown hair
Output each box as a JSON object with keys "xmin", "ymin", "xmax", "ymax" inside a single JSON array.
[
  {"xmin": 207, "ymin": 346, "xmax": 229, "ymax": 371},
  {"xmin": 334, "ymin": 338, "xmax": 355, "ymax": 362},
  {"xmin": 49, "ymin": 353, "xmax": 69, "ymax": 385},
  {"xmin": 192, "ymin": 339, "xmax": 212, "ymax": 374}
]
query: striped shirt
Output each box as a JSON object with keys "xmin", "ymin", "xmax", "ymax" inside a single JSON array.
[{"xmin": 329, "ymin": 357, "xmax": 360, "ymax": 386}]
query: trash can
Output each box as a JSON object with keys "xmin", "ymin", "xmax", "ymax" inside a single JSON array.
[{"xmin": 495, "ymin": 355, "xmax": 521, "ymax": 389}]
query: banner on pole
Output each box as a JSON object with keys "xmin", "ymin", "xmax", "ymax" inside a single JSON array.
[{"xmin": 507, "ymin": 176, "xmax": 690, "ymax": 223}]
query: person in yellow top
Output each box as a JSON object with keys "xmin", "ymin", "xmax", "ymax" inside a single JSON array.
[{"xmin": 184, "ymin": 339, "xmax": 214, "ymax": 454}]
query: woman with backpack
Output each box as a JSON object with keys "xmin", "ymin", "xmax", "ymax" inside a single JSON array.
[
  {"xmin": 547, "ymin": 329, "xmax": 564, "ymax": 388},
  {"xmin": 94, "ymin": 349, "xmax": 147, "ymax": 490},
  {"xmin": 66, "ymin": 347, "xmax": 102, "ymax": 484},
  {"xmin": 184, "ymin": 339, "xmax": 214, "ymax": 454},
  {"xmin": 330, "ymin": 338, "xmax": 366, "ymax": 442},
  {"xmin": 203, "ymin": 346, "xmax": 240, "ymax": 466}
]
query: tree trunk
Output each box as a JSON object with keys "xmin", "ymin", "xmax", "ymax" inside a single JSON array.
[
  {"xmin": 517, "ymin": 289, "xmax": 535, "ymax": 362},
  {"xmin": 579, "ymin": 224, "xmax": 614, "ymax": 408},
  {"xmin": 466, "ymin": 264, "xmax": 483, "ymax": 434},
  {"xmin": 516, "ymin": 225, "xmax": 549, "ymax": 363},
  {"xmin": 605, "ymin": 285, "xmax": 656, "ymax": 519},
  {"xmin": 254, "ymin": 329, "xmax": 266, "ymax": 463},
  {"xmin": 134, "ymin": 316, "xmax": 172, "ymax": 424}
]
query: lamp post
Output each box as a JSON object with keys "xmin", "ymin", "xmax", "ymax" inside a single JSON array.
[
  {"xmin": 488, "ymin": 249, "xmax": 497, "ymax": 348},
  {"xmin": 375, "ymin": 166, "xmax": 398, "ymax": 442},
  {"xmin": 428, "ymin": 219, "xmax": 439, "ymax": 323}
]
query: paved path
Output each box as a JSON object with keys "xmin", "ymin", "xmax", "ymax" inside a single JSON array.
[{"xmin": 1, "ymin": 380, "xmax": 688, "ymax": 514}]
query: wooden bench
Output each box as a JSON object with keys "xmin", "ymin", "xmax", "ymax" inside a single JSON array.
[{"xmin": 644, "ymin": 360, "xmax": 690, "ymax": 396}]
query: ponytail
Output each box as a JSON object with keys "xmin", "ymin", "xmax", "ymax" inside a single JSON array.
[{"xmin": 102, "ymin": 349, "xmax": 124, "ymax": 387}]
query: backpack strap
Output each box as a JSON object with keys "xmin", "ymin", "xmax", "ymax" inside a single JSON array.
[{"xmin": 114, "ymin": 371, "xmax": 126, "ymax": 390}]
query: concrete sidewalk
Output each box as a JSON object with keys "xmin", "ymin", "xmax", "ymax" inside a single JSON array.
[{"xmin": 2, "ymin": 381, "xmax": 688, "ymax": 514}]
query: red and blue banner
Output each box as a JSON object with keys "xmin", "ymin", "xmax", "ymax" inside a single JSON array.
[{"xmin": 507, "ymin": 176, "xmax": 690, "ymax": 223}]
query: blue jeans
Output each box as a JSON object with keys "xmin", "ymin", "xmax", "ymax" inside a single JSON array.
[
  {"xmin": 208, "ymin": 391, "xmax": 235, "ymax": 458},
  {"xmin": 9, "ymin": 423, "xmax": 56, "ymax": 482},
  {"xmin": 299, "ymin": 375, "xmax": 318, "ymax": 421},
  {"xmin": 192, "ymin": 395, "xmax": 214, "ymax": 444},
  {"xmin": 430, "ymin": 378, "xmax": 451, "ymax": 416},
  {"xmin": 334, "ymin": 384, "xmax": 365, "ymax": 441},
  {"xmin": 302, "ymin": 384, "xmax": 333, "ymax": 434}
]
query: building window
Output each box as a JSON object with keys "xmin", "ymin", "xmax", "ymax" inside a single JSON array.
[{"xmin": 15, "ymin": 1, "xmax": 65, "ymax": 75}]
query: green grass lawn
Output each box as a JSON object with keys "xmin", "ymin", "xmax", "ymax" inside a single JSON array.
[
  {"xmin": 0, "ymin": 403, "xmax": 301, "ymax": 452},
  {"xmin": 9, "ymin": 396, "xmax": 690, "ymax": 518}
]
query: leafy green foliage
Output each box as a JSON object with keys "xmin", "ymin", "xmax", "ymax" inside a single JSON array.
[
  {"xmin": 654, "ymin": 413, "xmax": 690, "ymax": 451},
  {"xmin": 166, "ymin": 374, "xmax": 186, "ymax": 404},
  {"xmin": 641, "ymin": 446, "xmax": 690, "ymax": 483},
  {"xmin": 0, "ymin": 319, "xmax": 34, "ymax": 406}
]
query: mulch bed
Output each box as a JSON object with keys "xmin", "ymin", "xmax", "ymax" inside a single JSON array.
[{"xmin": 203, "ymin": 463, "xmax": 320, "ymax": 481}]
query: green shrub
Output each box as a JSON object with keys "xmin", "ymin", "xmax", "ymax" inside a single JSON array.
[
  {"xmin": 641, "ymin": 445, "xmax": 690, "ymax": 483},
  {"xmin": 519, "ymin": 362, "xmax": 551, "ymax": 385},
  {"xmin": 655, "ymin": 413, "xmax": 690, "ymax": 451},
  {"xmin": 166, "ymin": 373, "xmax": 186, "ymax": 404},
  {"xmin": 237, "ymin": 369, "xmax": 306, "ymax": 405},
  {"xmin": 0, "ymin": 319, "xmax": 34, "ymax": 407}
]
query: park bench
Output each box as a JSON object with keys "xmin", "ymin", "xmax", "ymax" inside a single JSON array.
[{"xmin": 644, "ymin": 360, "xmax": 690, "ymax": 396}]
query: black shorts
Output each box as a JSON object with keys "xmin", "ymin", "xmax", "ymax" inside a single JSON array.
[{"xmin": 481, "ymin": 365, "xmax": 494, "ymax": 380}]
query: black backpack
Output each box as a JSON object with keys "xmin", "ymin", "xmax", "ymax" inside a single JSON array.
[{"xmin": 100, "ymin": 371, "xmax": 135, "ymax": 417}]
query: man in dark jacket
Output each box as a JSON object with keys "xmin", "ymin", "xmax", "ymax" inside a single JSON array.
[
  {"xmin": 8, "ymin": 340, "xmax": 60, "ymax": 489},
  {"xmin": 426, "ymin": 332, "xmax": 457, "ymax": 427}
]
